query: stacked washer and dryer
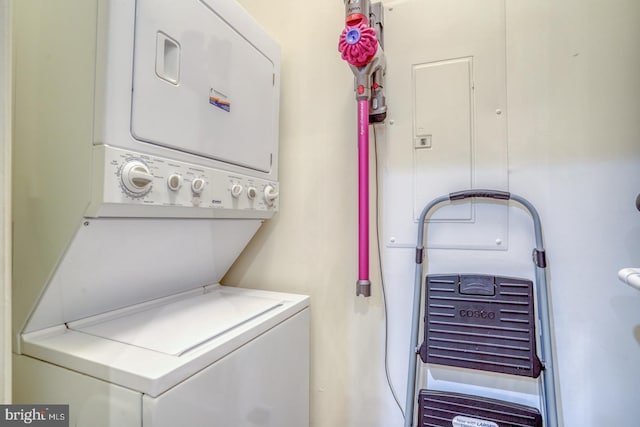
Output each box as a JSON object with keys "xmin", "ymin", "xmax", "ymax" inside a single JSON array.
[{"xmin": 12, "ymin": 0, "xmax": 309, "ymax": 426}]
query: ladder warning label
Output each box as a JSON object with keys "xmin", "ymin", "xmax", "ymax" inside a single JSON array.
[{"xmin": 452, "ymin": 415, "xmax": 498, "ymax": 427}]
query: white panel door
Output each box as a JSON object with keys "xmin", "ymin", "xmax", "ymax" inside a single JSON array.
[{"xmin": 413, "ymin": 57, "xmax": 473, "ymax": 221}]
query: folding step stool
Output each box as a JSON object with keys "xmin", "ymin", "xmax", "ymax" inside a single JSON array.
[{"xmin": 404, "ymin": 190, "xmax": 559, "ymax": 427}]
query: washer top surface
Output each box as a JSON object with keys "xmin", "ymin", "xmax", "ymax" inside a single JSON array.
[
  {"xmin": 69, "ymin": 290, "xmax": 282, "ymax": 356},
  {"xmin": 21, "ymin": 285, "xmax": 309, "ymax": 397}
]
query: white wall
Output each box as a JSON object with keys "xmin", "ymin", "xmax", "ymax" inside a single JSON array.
[
  {"xmin": 0, "ymin": 0, "xmax": 11, "ymax": 403},
  {"xmin": 505, "ymin": 2, "xmax": 640, "ymax": 425},
  {"xmin": 227, "ymin": 2, "xmax": 387, "ymax": 425},
  {"xmin": 226, "ymin": 1, "xmax": 640, "ymax": 426}
]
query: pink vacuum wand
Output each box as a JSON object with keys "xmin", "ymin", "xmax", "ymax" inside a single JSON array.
[
  {"xmin": 338, "ymin": 1, "xmax": 386, "ymax": 297},
  {"xmin": 357, "ymin": 99, "xmax": 370, "ymax": 294}
]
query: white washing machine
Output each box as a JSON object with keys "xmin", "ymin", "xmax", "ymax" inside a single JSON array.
[{"xmin": 11, "ymin": 1, "xmax": 309, "ymax": 426}]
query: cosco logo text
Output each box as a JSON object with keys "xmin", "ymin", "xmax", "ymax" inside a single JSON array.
[{"xmin": 459, "ymin": 309, "xmax": 496, "ymax": 319}]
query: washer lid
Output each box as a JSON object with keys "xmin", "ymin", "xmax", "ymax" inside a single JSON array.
[
  {"xmin": 21, "ymin": 285, "xmax": 309, "ymax": 397},
  {"xmin": 68, "ymin": 289, "xmax": 282, "ymax": 356}
]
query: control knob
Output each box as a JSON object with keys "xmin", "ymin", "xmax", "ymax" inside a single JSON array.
[
  {"xmin": 191, "ymin": 177, "xmax": 206, "ymax": 195},
  {"xmin": 247, "ymin": 186, "xmax": 258, "ymax": 200},
  {"xmin": 121, "ymin": 160, "xmax": 153, "ymax": 196},
  {"xmin": 167, "ymin": 173, "xmax": 183, "ymax": 191},
  {"xmin": 264, "ymin": 185, "xmax": 279, "ymax": 205},
  {"xmin": 230, "ymin": 183, "xmax": 243, "ymax": 198}
]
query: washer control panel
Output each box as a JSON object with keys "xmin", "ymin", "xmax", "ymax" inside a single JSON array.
[{"xmin": 90, "ymin": 145, "xmax": 279, "ymax": 218}]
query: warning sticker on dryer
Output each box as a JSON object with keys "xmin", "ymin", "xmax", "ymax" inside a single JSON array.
[
  {"xmin": 209, "ymin": 88, "xmax": 231, "ymax": 112},
  {"xmin": 452, "ymin": 416, "xmax": 498, "ymax": 427}
]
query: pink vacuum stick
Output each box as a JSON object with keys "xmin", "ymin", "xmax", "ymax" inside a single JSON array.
[
  {"xmin": 338, "ymin": 7, "xmax": 384, "ymax": 297},
  {"xmin": 358, "ymin": 99, "xmax": 370, "ymax": 287}
]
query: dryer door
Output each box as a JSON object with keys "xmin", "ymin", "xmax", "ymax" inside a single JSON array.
[{"xmin": 130, "ymin": 0, "xmax": 279, "ymax": 173}]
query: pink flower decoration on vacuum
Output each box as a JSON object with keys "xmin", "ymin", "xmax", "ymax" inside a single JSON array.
[{"xmin": 338, "ymin": 23, "xmax": 378, "ymax": 67}]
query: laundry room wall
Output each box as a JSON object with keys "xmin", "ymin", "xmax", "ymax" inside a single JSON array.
[
  {"xmin": 503, "ymin": 2, "xmax": 640, "ymax": 425},
  {"xmin": 226, "ymin": 1, "xmax": 389, "ymax": 425},
  {"xmin": 0, "ymin": 0, "xmax": 11, "ymax": 404},
  {"xmin": 225, "ymin": 1, "xmax": 640, "ymax": 426}
]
